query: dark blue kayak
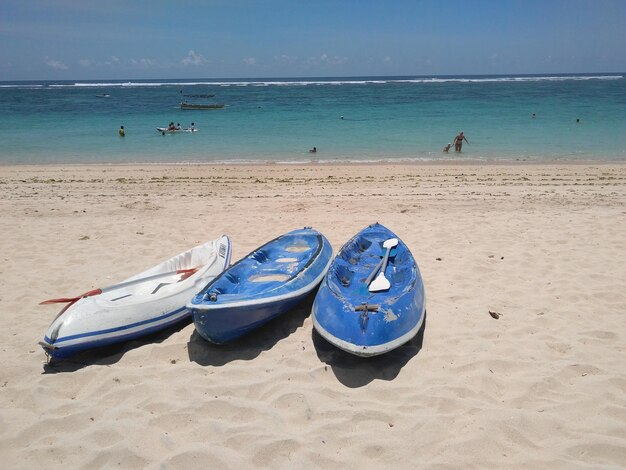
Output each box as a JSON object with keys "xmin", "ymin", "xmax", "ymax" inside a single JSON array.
[
  {"xmin": 312, "ymin": 223, "xmax": 425, "ymax": 357},
  {"xmin": 189, "ymin": 227, "xmax": 332, "ymax": 344}
]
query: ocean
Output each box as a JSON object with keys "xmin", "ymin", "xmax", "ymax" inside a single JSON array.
[{"xmin": 0, "ymin": 74, "xmax": 624, "ymax": 164}]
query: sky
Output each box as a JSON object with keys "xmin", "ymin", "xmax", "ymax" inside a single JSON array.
[{"xmin": 1, "ymin": 0, "xmax": 625, "ymax": 80}]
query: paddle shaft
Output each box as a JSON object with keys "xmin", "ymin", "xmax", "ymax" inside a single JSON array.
[
  {"xmin": 365, "ymin": 241, "xmax": 397, "ymax": 286},
  {"xmin": 365, "ymin": 257, "xmax": 385, "ymax": 285},
  {"xmin": 99, "ymin": 268, "xmax": 199, "ymax": 293},
  {"xmin": 40, "ymin": 266, "xmax": 200, "ymax": 305},
  {"xmin": 380, "ymin": 247, "xmax": 391, "ymax": 275},
  {"xmin": 377, "ymin": 248, "xmax": 392, "ymax": 280},
  {"xmin": 367, "ymin": 238, "xmax": 399, "ymax": 292}
]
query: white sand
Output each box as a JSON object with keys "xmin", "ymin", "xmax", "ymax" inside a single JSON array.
[{"xmin": 1, "ymin": 163, "xmax": 625, "ymax": 468}]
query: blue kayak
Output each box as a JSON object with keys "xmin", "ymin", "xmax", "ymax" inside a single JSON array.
[
  {"xmin": 312, "ymin": 223, "xmax": 425, "ymax": 357},
  {"xmin": 189, "ymin": 227, "xmax": 332, "ymax": 344}
]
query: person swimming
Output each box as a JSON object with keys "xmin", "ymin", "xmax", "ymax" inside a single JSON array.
[{"xmin": 309, "ymin": 147, "xmax": 317, "ymax": 153}]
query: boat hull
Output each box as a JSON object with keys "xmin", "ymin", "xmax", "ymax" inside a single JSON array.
[
  {"xmin": 192, "ymin": 288, "xmax": 314, "ymax": 344},
  {"xmin": 312, "ymin": 223, "xmax": 425, "ymax": 357},
  {"xmin": 41, "ymin": 236, "xmax": 231, "ymax": 359},
  {"xmin": 189, "ymin": 228, "xmax": 332, "ymax": 344}
]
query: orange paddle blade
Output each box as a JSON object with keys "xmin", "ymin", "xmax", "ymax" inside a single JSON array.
[{"xmin": 39, "ymin": 288, "xmax": 102, "ymax": 305}]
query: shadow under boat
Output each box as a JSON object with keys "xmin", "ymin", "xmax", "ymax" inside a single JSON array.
[
  {"xmin": 42, "ymin": 293, "xmax": 315, "ymax": 372},
  {"xmin": 186, "ymin": 292, "xmax": 315, "ymax": 367},
  {"xmin": 312, "ymin": 311, "xmax": 427, "ymax": 388},
  {"xmin": 42, "ymin": 294, "xmax": 425, "ymax": 380},
  {"xmin": 41, "ymin": 318, "xmax": 192, "ymax": 374}
]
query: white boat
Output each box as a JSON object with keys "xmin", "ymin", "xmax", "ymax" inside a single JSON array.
[
  {"xmin": 40, "ymin": 236, "xmax": 231, "ymax": 359},
  {"xmin": 157, "ymin": 126, "xmax": 197, "ymax": 134}
]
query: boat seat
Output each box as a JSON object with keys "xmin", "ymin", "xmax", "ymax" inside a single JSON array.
[
  {"xmin": 331, "ymin": 264, "xmax": 354, "ymax": 288},
  {"xmin": 341, "ymin": 238, "xmax": 372, "ymax": 258},
  {"xmin": 283, "ymin": 234, "xmax": 315, "ymax": 254},
  {"xmin": 389, "ymin": 269, "xmax": 410, "ymax": 285},
  {"xmin": 249, "ymin": 273, "xmax": 291, "ymax": 283},
  {"xmin": 251, "ymin": 250, "xmax": 270, "ymax": 263},
  {"xmin": 285, "ymin": 244, "xmax": 312, "ymax": 253},
  {"xmin": 357, "ymin": 238, "xmax": 372, "ymax": 252},
  {"xmin": 211, "ymin": 272, "xmax": 243, "ymax": 294},
  {"xmin": 338, "ymin": 249, "xmax": 359, "ymax": 265}
]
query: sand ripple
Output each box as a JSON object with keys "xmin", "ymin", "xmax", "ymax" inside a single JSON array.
[{"xmin": 1, "ymin": 164, "xmax": 625, "ymax": 468}]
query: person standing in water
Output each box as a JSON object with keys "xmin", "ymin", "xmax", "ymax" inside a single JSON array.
[
  {"xmin": 119, "ymin": 125, "xmax": 125, "ymax": 137},
  {"xmin": 453, "ymin": 131, "xmax": 468, "ymax": 152}
]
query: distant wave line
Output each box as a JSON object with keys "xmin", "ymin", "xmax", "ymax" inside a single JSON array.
[
  {"xmin": 1, "ymin": 75, "xmax": 622, "ymax": 89},
  {"xmin": 0, "ymin": 84, "xmax": 44, "ymax": 88}
]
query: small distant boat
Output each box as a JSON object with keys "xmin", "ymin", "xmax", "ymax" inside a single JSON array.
[
  {"xmin": 189, "ymin": 228, "xmax": 332, "ymax": 344},
  {"xmin": 312, "ymin": 223, "xmax": 425, "ymax": 357},
  {"xmin": 157, "ymin": 126, "xmax": 197, "ymax": 134},
  {"xmin": 96, "ymin": 93, "xmax": 110, "ymax": 98},
  {"xmin": 40, "ymin": 236, "xmax": 231, "ymax": 359},
  {"xmin": 180, "ymin": 102, "xmax": 225, "ymax": 110},
  {"xmin": 182, "ymin": 93, "xmax": 215, "ymax": 99},
  {"xmin": 178, "ymin": 89, "xmax": 224, "ymax": 110}
]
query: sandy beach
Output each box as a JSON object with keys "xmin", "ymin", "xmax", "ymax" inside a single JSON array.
[{"xmin": 1, "ymin": 162, "xmax": 625, "ymax": 468}]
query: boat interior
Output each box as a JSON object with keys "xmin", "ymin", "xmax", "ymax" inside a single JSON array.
[
  {"xmin": 207, "ymin": 233, "xmax": 321, "ymax": 297},
  {"xmin": 328, "ymin": 233, "xmax": 415, "ymax": 297}
]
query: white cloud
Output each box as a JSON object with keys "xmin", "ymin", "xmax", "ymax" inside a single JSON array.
[
  {"xmin": 243, "ymin": 57, "xmax": 257, "ymax": 66},
  {"xmin": 77, "ymin": 57, "xmax": 121, "ymax": 68},
  {"xmin": 305, "ymin": 53, "xmax": 347, "ymax": 67},
  {"xmin": 181, "ymin": 50, "xmax": 207, "ymax": 66},
  {"xmin": 383, "ymin": 56, "xmax": 392, "ymax": 64},
  {"xmin": 131, "ymin": 58, "xmax": 157, "ymax": 67},
  {"xmin": 44, "ymin": 57, "xmax": 68, "ymax": 70},
  {"xmin": 274, "ymin": 54, "xmax": 298, "ymax": 64}
]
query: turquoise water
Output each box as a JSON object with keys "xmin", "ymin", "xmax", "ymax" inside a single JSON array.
[{"xmin": 0, "ymin": 74, "xmax": 624, "ymax": 164}]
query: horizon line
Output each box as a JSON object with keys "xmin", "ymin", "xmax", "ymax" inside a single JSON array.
[{"xmin": 2, "ymin": 71, "xmax": 625, "ymax": 83}]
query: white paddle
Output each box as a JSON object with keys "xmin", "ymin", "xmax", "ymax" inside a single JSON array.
[
  {"xmin": 365, "ymin": 238, "xmax": 398, "ymax": 285},
  {"xmin": 368, "ymin": 238, "xmax": 398, "ymax": 292}
]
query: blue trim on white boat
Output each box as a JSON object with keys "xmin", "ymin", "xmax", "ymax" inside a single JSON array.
[
  {"xmin": 44, "ymin": 306, "xmax": 188, "ymax": 344},
  {"xmin": 40, "ymin": 312, "xmax": 191, "ymax": 358}
]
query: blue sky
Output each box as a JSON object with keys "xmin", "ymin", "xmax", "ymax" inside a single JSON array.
[{"xmin": 1, "ymin": 0, "xmax": 625, "ymax": 80}]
